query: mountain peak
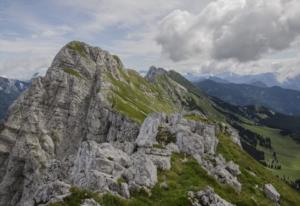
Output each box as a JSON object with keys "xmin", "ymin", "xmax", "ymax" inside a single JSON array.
[
  {"xmin": 145, "ymin": 66, "xmax": 168, "ymax": 82},
  {"xmin": 49, "ymin": 40, "xmax": 124, "ymax": 81}
]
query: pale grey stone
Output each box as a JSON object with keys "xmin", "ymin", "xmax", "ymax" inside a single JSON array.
[
  {"xmin": 189, "ymin": 186, "xmax": 235, "ymax": 206},
  {"xmin": 80, "ymin": 199, "xmax": 101, "ymax": 206},
  {"xmin": 264, "ymin": 184, "xmax": 280, "ymax": 203},
  {"xmin": 124, "ymin": 151, "xmax": 157, "ymax": 189},
  {"xmin": 135, "ymin": 113, "xmax": 165, "ymax": 147}
]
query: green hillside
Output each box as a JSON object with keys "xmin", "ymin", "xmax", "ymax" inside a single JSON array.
[{"xmin": 244, "ymin": 124, "xmax": 300, "ymax": 181}]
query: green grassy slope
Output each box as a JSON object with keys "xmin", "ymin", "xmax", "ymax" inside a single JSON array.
[
  {"xmin": 103, "ymin": 68, "xmax": 176, "ymax": 123},
  {"xmin": 243, "ymin": 124, "xmax": 300, "ymax": 181},
  {"xmin": 167, "ymin": 70, "xmax": 224, "ymax": 121},
  {"xmin": 102, "ymin": 65, "xmax": 223, "ymax": 123},
  {"xmin": 207, "ymin": 97, "xmax": 300, "ymax": 181}
]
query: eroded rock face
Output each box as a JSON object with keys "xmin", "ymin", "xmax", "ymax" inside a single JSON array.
[
  {"xmin": 0, "ymin": 41, "xmax": 140, "ymax": 206},
  {"xmin": 188, "ymin": 186, "xmax": 234, "ymax": 206}
]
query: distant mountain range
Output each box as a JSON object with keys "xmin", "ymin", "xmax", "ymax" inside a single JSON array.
[
  {"xmin": 0, "ymin": 76, "xmax": 30, "ymax": 120},
  {"xmin": 196, "ymin": 79, "xmax": 300, "ymax": 116},
  {"xmin": 187, "ymin": 72, "xmax": 300, "ymax": 91}
]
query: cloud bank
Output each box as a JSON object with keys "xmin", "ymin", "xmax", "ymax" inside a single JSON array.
[{"xmin": 156, "ymin": 0, "xmax": 300, "ymax": 62}]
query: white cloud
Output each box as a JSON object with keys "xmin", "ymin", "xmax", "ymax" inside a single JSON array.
[
  {"xmin": 1, "ymin": 0, "xmax": 300, "ymax": 80},
  {"xmin": 0, "ymin": 56, "xmax": 50, "ymax": 80},
  {"xmin": 156, "ymin": 0, "xmax": 300, "ymax": 62},
  {"xmin": 58, "ymin": 0, "xmax": 183, "ymax": 34},
  {"xmin": 0, "ymin": 38, "xmax": 61, "ymax": 79}
]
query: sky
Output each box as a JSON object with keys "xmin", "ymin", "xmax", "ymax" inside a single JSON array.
[{"xmin": 1, "ymin": 0, "xmax": 300, "ymax": 81}]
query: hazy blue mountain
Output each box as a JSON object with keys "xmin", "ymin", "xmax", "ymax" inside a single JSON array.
[
  {"xmin": 187, "ymin": 71, "xmax": 300, "ymax": 92},
  {"xmin": 196, "ymin": 79, "xmax": 300, "ymax": 116},
  {"xmin": 0, "ymin": 76, "xmax": 30, "ymax": 120},
  {"xmin": 282, "ymin": 74, "xmax": 300, "ymax": 91}
]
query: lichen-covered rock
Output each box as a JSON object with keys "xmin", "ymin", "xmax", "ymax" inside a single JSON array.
[
  {"xmin": 188, "ymin": 186, "xmax": 234, "ymax": 206},
  {"xmin": 264, "ymin": 184, "xmax": 280, "ymax": 203}
]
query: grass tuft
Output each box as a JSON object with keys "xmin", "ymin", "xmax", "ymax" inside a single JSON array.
[
  {"xmin": 63, "ymin": 68, "xmax": 82, "ymax": 79},
  {"xmin": 68, "ymin": 41, "xmax": 87, "ymax": 57}
]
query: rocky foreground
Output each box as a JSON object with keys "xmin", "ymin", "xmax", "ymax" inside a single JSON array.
[{"xmin": 0, "ymin": 41, "xmax": 291, "ymax": 206}]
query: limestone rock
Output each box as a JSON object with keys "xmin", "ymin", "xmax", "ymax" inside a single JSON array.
[
  {"xmin": 71, "ymin": 141, "xmax": 131, "ymax": 192},
  {"xmin": 264, "ymin": 184, "xmax": 280, "ymax": 203},
  {"xmin": 124, "ymin": 151, "xmax": 157, "ymax": 189},
  {"xmin": 226, "ymin": 161, "xmax": 241, "ymax": 176},
  {"xmin": 145, "ymin": 66, "xmax": 168, "ymax": 83},
  {"xmin": 226, "ymin": 125, "xmax": 242, "ymax": 148},
  {"xmin": 33, "ymin": 181, "xmax": 71, "ymax": 205},
  {"xmin": 210, "ymin": 155, "xmax": 241, "ymax": 192},
  {"xmin": 135, "ymin": 113, "xmax": 165, "ymax": 147},
  {"xmin": 188, "ymin": 186, "xmax": 234, "ymax": 206},
  {"xmin": 135, "ymin": 112, "xmax": 242, "ymax": 192},
  {"xmin": 142, "ymin": 147, "xmax": 172, "ymax": 170},
  {"xmin": 0, "ymin": 41, "xmax": 140, "ymax": 206},
  {"xmin": 80, "ymin": 199, "xmax": 101, "ymax": 206},
  {"xmin": 119, "ymin": 183, "xmax": 130, "ymax": 199}
]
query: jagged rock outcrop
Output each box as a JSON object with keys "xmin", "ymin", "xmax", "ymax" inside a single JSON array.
[
  {"xmin": 135, "ymin": 112, "xmax": 242, "ymax": 192},
  {"xmin": 145, "ymin": 66, "xmax": 168, "ymax": 83},
  {"xmin": 0, "ymin": 41, "xmax": 140, "ymax": 206},
  {"xmin": 135, "ymin": 113, "xmax": 166, "ymax": 147},
  {"xmin": 218, "ymin": 123, "xmax": 242, "ymax": 148},
  {"xmin": 0, "ymin": 41, "xmax": 242, "ymax": 206},
  {"xmin": 188, "ymin": 186, "xmax": 234, "ymax": 206}
]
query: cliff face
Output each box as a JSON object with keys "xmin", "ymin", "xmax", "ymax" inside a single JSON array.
[
  {"xmin": 0, "ymin": 41, "xmax": 297, "ymax": 206},
  {"xmin": 0, "ymin": 41, "xmax": 141, "ymax": 205}
]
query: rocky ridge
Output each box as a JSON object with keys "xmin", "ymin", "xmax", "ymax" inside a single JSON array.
[{"xmin": 0, "ymin": 41, "xmax": 290, "ymax": 206}]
